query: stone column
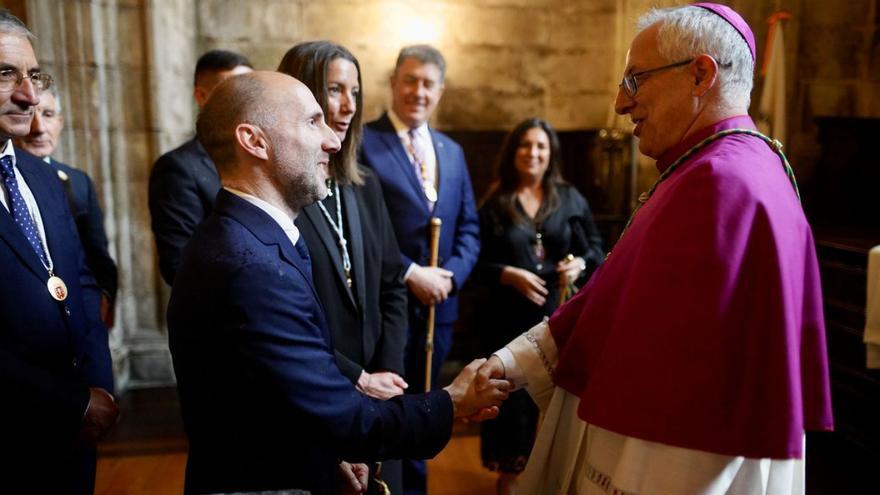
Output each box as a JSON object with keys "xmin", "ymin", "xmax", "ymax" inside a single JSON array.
[{"xmin": 26, "ymin": 0, "xmax": 197, "ymax": 391}]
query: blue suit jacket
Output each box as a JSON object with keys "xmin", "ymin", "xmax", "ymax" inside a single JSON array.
[
  {"xmin": 360, "ymin": 114, "xmax": 480, "ymax": 324},
  {"xmin": 168, "ymin": 190, "xmax": 453, "ymax": 494},
  {"xmin": 50, "ymin": 158, "xmax": 118, "ymax": 304},
  {"xmin": 0, "ymin": 147, "xmax": 113, "ymax": 492}
]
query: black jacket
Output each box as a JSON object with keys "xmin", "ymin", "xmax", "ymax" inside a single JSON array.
[
  {"xmin": 148, "ymin": 137, "xmax": 220, "ymax": 285},
  {"xmin": 296, "ymin": 168, "xmax": 408, "ymax": 383}
]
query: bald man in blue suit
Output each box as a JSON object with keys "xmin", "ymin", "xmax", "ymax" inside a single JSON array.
[{"xmin": 168, "ymin": 71, "xmax": 506, "ymax": 495}]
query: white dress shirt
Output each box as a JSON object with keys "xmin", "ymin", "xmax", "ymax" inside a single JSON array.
[{"xmin": 224, "ymin": 187, "xmax": 300, "ymax": 248}]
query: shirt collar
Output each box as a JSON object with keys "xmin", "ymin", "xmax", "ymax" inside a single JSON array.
[
  {"xmin": 388, "ymin": 108, "xmax": 430, "ymax": 140},
  {"xmin": 655, "ymin": 115, "xmax": 756, "ymax": 172},
  {"xmin": 223, "ymin": 186, "xmax": 300, "ymax": 244},
  {"xmin": 0, "ymin": 140, "xmax": 15, "ymax": 166}
]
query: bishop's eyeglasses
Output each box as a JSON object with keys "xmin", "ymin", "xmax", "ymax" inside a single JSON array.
[{"xmin": 618, "ymin": 59, "xmax": 694, "ymax": 98}]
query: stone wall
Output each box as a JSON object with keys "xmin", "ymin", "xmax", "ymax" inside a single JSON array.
[
  {"xmin": 196, "ymin": 0, "xmax": 642, "ymax": 131},
  {"xmin": 25, "ymin": 0, "xmax": 196, "ymax": 389}
]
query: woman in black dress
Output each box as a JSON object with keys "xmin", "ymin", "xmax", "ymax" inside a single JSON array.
[
  {"xmin": 478, "ymin": 117, "xmax": 604, "ymax": 494},
  {"xmin": 278, "ymin": 42, "xmax": 409, "ymax": 494}
]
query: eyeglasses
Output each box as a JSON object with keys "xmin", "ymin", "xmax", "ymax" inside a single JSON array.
[
  {"xmin": 0, "ymin": 68, "xmax": 53, "ymax": 93},
  {"xmin": 618, "ymin": 59, "xmax": 693, "ymax": 99}
]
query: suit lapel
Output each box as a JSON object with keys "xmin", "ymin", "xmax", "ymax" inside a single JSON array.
[
  {"xmin": 341, "ymin": 186, "xmax": 366, "ymax": 313},
  {"xmin": 215, "ymin": 190, "xmax": 319, "ymax": 300},
  {"xmin": 302, "ymin": 202, "xmax": 356, "ymax": 308},
  {"xmin": 376, "ymin": 115, "xmax": 428, "ymax": 209}
]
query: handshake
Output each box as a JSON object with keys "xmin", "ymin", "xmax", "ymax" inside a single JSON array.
[{"xmin": 442, "ymin": 356, "xmax": 511, "ymax": 421}]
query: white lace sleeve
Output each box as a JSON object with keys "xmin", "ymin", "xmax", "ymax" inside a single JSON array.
[{"xmin": 497, "ymin": 319, "xmax": 558, "ymax": 411}]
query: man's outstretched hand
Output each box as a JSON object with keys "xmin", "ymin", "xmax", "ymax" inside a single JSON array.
[{"xmin": 443, "ymin": 358, "xmax": 511, "ymax": 421}]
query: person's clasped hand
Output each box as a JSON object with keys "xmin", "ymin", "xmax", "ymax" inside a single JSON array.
[
  {"xmin": 556, "ymin": 255, "xmax": 586, "ymax": 286},
  {"xmin": 406, "ymin": 264, "xmax": 454, "ymax": 305},
  {"xmin": 338, "ymin": 461, "xmax": 369, "ymax": 495},
  {"xmin": 443, "ymin": 358, "xmax": 511, "ymax": 422},
  {"xmin": 80, "ymin": 387, "xmax": 120, "ymax": 445},
  {"xmin": 357, "ymin": 370, "xmax": 409, "ymax": 400},
  {"xmin": 501, "ymin": 266, "xmax": 548, "ymax": 306}
]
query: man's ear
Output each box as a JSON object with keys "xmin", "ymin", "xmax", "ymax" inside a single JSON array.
[
  {"xmin": 235, "ymin": 123, "xmax": 269, "ymax": 161},
  {"xmin": 193, "ymin": 86, "xmax": 208, "ymax": 108},
  {"xmin": 691, "ymin": 54, "xmax": 719, "ymax": 97}
]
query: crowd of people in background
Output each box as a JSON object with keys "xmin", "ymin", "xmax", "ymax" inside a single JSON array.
[{"xmin": 1, "ymin": 2, "xmax": 833, "ymax": 495}]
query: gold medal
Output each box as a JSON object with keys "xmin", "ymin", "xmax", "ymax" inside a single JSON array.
[
  {"xmin": 47, "ymin": 275, "xmax": 68, "ymax": 301},
  {"xmin": 424, "ymin": 184, "xmax": 438, "ymax": 203}
]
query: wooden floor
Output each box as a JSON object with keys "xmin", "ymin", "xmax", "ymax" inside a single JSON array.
[{"xmin": 95, "ymin": 387, "xmax": 497, "ymax": 495}]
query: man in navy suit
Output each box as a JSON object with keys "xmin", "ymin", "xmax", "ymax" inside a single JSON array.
[
  {"xmin": 148, "ymin": 49, "xmax": 252, "ymax": 285},
  {"xmin": 0, "ymin": 9, "xmax": 117, "ymax": 493},
  {"xmin": 15, "ymin": 85, "xmax": 118, "ymax": 328},
  {"xmin": 360, "ymin": 45, "xmax": 480, "ymax": 494},
  {"xmin": 168, "ymin": 71, "xmax": 508, "ymax": 494}
]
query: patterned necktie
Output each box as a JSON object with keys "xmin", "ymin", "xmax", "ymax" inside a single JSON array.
[
  {"xmin": 407, "ymin": 129, "xmax": 435, "ymax": 207},
  {"xmin": 294, "ymin": 236, "xmax": 312, "ymax": 279},
  {"xmin": 408, "ymin": 129, "xmax": 427, "ymax": 178},
  {"xmin": 0, "ymin": 155, "xmax": 48, "ymax": 266}
]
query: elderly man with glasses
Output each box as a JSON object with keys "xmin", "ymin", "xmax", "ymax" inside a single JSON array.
[
  {"xmin": 15, "ymin": 85, "xmax": 119, "ymax": 330},
  {"xmin": 477, "ymin": 3, "xmax": 833, "ymax": 494},
  {"xmin": 0, "ymin": 8, "xmax": 117, "ymax": 494}
]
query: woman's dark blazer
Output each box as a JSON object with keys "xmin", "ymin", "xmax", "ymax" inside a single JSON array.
[{"xmin": 296, "ymin": 167, "xmax": 408, "ymax": 383}]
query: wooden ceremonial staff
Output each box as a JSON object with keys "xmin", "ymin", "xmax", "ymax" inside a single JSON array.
[{"xmin": 424, "ymin": 217, "xmax": 442, "ymax": 391}]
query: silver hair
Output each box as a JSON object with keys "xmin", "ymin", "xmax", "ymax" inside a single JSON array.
[
  {"xmin": 395, "ymin": 44, "xmax": 446, "ymax": 81},
  {"xmin": 44, "ymin": 84, "xmax": 61, "ymax": 113},
  {"xmin": 0, "ymin": 9, "xmax": 35, "ymax": 40},
  {"xmin": 636, "ymin": 5, "xmax": 753, "ymax": 106}
]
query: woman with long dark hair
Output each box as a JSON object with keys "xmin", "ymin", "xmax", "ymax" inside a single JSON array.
[
  {"xmin": 278, "ymin": 41, "xmax": 408, "ymax": 494},
  {"xmin": 478, "ymin": 117, "xmax": 604, "ymax": 494}
]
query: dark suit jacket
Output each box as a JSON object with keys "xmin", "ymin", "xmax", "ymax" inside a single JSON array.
[
  {"xmin": 296, "ymin": 168, "xmax": 408, "ymax": 383},
  {"xmin": 168, "ymin": 190, "xmax": 453, "ymax": 494},
  {"xmin": 360, "ymin": 114, "xmax": 480, "ymax": 325},
  {"xmin": 50, "ymin": 158, "xmax": 118, "ymax": 304},
  {"xmin": 148, "ymin": 137, "xmax": 220, "ymax": 285},
  {"xmin": 0, "ymin": 147, "xmax": 114, "ymax": 493}
]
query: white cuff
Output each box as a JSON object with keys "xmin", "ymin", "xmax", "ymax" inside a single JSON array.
[
  {"xmin": 403, "ymin": 262, "xmax": 417, "ymax": 281},
  {"xmin": 494, "ymin": 347, "xmax": 526, "ymax": 390}
]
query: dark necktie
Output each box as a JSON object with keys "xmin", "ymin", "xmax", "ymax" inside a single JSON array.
[
  {"xmin": 294, "ymin": 236, "xmax": 312, "ymax": 279},
  {"xmin": 0, "ymin": 155, "xmax": 48, "ymax": 266}
]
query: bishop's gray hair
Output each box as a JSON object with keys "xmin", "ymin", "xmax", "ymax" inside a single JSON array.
[{"xmin": 637, "ymin": 5, "xmax": 753, "ymax": 107}]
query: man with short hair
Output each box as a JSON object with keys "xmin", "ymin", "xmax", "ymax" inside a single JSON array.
[
  {"xmin": 0, "ymin": 9, "xmax": 117, "ymax": 493},
  {"xmin": 360, "ymin": 45, "xmax": 480, "ymax": 493},
  {"xmin": 148, "ymin": 49, "xmax": 252, "ymax": 285},
  {"xmin": 167, "ymin": 71, "xmax": 509, "ymax": 495},
  {"xmin": 15, "ymin": 85, "xmax": 118, "ymax": 328},
  {"xmin": 477, "ymin": 4, "xmax": 833, "ymax": 494}
]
